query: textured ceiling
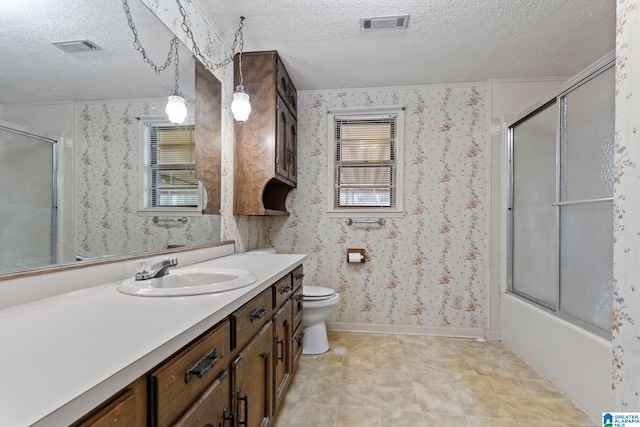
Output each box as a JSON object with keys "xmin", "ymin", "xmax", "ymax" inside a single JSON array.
[
  {"xmin": 201, "ymin": 0, "xmax": 615, "ymax": 90},
  {"xmin": 0, "ymin": 0, "xmax": 195, "ymax": 104},
  {"xmin": 0, "ymin": 1, "xmax": 615, "ymax": 104}
]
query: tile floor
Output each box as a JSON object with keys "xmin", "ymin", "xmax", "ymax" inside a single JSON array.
[{"xmin": 273, "ymin": 331, "xmax": 597, "ymax": 427}]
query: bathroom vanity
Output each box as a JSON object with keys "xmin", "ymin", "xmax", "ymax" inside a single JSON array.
[{"xmin": 0, "ymin": 247, "xmax": 306, "ymax": 427}]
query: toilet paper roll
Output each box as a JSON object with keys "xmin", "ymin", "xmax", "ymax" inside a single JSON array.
[{"xmin": 348, "ymin": 252, "xmax": 363, "ymax": 263}]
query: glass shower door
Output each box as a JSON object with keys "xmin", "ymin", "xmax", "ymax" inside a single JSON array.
[{"xmin": 0, "ymin": 124, "xmax": 57, "ymax": 273}]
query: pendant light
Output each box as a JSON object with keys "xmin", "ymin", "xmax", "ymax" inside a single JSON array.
[
  {"xmin": 124, "ymin": 0, "xmax": 250, "ymax": 125},
  {"xmin": 231, "ymin": 17, "xmax": 251, "ymax": 125},
  {"xmin": 166, "ymin": 42, "xmax": 187, "ymax": 124}
]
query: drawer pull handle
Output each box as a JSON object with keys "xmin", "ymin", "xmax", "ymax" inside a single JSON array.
[
  {"xmin": 184, "ymin": 348, "xmax": 223, "ymax": 383},
  {"xmin": 280, "ymin": 285, "xmax": 293, "ymax": 294},
  {"xmin": 276, "ymin": 338, "xmax": 284, "ymax": 362},
  {"xmin": 295, "ymin": 273, "xmax": 305, "ymax": 280},
  {"xmin": 237, "ymin": 389, "xmax": 249, "ymax": 426},
  {"xmin": 250, "ymin": 306, "xmax": 267, "ymax": 321},
  {"xmin": 294, "ymin": 294, "xmax": 304, "ymax": 301},
  {"xmin": 295, "ymin": 332, "xmax": 305, "ymax": 344}
]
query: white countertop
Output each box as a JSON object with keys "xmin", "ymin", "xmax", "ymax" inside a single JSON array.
[{"xmin": 0, "ymin": 253, "xmax": 306, "ymax": 427}]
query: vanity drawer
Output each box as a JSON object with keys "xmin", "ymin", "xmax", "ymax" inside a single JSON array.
[
  {"xmin": 274, "ymin": 273, "xmax": 294, "ymax": 309},
  {"xmin": 292, "ymin": 286, "xmax": 303, "ymax": 330},
  {"xmin": 233, "ymin": 287, "xmax": 273, "ymax": 351},
  {"xmin": 292, "ymin": 265, "xmax": 304, "ymax": 292},
  {"xmin": 150, "ymin": 319, "xmax": 230, "ymax": 427}
]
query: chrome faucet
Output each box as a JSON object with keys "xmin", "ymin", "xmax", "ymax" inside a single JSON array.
[{"xmin": 135, "ymin": 257, "xmax": 178, "ymax": 280}]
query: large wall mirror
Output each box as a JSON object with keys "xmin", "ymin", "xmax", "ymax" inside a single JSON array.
[{"xmin": 0, "ymin": 0, "xmax": 222, "ymax": 276}]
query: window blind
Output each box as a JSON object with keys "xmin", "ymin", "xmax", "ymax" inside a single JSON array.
[
  {"xmin": 144, "ymin": 123, "xmax": 198, "ymax": 208},
  {"xmin": 334, "ymin": 114, "xmax": 397, "ymax": 208}
]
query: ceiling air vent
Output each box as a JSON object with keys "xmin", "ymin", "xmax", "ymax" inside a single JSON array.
[
  {"xmin": 360, "ymin": 15, "xmax": 409, "ymax": 31},
  {"xmin": 52, "ymin": 40, "xmax": 102, "ymax": 53}
]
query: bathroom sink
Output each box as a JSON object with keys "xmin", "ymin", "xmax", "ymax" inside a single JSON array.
[{"xmin": 117, "ymin": 268, "xmax": 258, "ymax": 296}]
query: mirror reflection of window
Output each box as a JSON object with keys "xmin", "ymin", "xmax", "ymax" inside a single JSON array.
[{"xmin": 141, "ymin": 121, "xmax": 202, "ymax": 212}]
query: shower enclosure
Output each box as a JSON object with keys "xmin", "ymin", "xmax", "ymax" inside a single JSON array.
[
  {"xmin": 0, "ymin": 122, "xmax": 57, "ymax": 273},
  {"xmin": 507, "ymin": 57, "xmax": 614, "ymax": 338}
]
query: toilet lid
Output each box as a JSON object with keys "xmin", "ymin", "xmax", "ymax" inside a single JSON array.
[{"xmin": 303, "ymin": 285, "xmax": 336, "ymax": 300}]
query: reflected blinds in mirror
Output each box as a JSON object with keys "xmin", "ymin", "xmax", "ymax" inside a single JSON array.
[
  {"xmin": 144, "ymin": 123, "xmax": 198, "ymax": 208},
  {"xmin": 333, "ymin": 114, "xmax": 397, "ymax": 208}
]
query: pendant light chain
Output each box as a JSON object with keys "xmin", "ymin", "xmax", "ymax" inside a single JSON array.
[
  {"xmin": 175, "ymin": 0, "xmax": 245, "ymax": 76},
  {"xmin": 122, "ymin": 0, "xmax": 178, "ymax": 75},
  {"xmin": 173, "ymin": 41, "xmax": 181, "ymax": 94}
]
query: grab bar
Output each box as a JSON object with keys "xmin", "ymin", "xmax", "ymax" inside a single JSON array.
[
  {"xmin": 345, "ymin": 218, "xmax": 386, "ymax": 226},
  {"xmin": 152, "ymin": 216, "xmax": 188, "ymax": 224}
]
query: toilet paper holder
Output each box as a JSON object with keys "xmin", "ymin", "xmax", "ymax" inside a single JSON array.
[{"xmin": 347, "ymin": 248, "xmax": 366, "ymax": 263}]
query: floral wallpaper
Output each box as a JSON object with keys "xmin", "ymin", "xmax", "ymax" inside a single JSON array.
[
  {"xmin": 613, "ymin": 0, "xmax": 640, "ymax": 410},
  {"xmin": 267, "ymin": 85, "xmax": 488, "ymax": 330},
  {"xmin": 75, "ymin": 98, "xmax": 221, "ymax": 258}
]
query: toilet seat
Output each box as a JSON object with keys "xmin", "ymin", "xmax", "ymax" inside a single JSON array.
[{"xmin": 303, "ymin": 285, "xmax": 336, "ymax": 301}]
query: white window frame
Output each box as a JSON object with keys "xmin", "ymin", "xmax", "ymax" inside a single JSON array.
[
  {"xmin": 327, "ymin": 106, "xmax": 405, "ymax": 218},
  {"xmin": 137, "ymin": 117, "xmax": 204, "ymax": 217}
]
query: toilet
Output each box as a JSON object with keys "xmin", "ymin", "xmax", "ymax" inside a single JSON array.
[
  {"xmin": 244, "ymin": 248, "xmax": 340, "ymax": 355},
  {"xmin": 301, "ymin": 285, "xmax": 340, "ymax": 355}
]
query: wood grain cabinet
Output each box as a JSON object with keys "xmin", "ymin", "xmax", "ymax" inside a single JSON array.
[
  {"xmin": 233, "ymin": 50, "xmax": 298, "ymax": 216},
  {"xmin": 232, "ymin": 322, "xmax": 273, "ymax": 427},
  {"xmin": 273, "ymin": 300, "xmax": 293, "ymax": 414},
  {"xmin": 71, "ymin": 379, "xmax": 146, "ymax": 427},
  {"xmin": 149, "ymin": 319, "xmax": 231, "ymax": 427},
  {"xmin": 72, "ymin": 265, "xmax": 305, "ymax": 427}
]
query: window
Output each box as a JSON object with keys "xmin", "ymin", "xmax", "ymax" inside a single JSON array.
[
  {"xmin": 139, "ymin": 120, "xmax": 201, "ymax": 214},
  {"xmin": 328, "ymin": 106, "xmax": 404, "ymax": 216}
]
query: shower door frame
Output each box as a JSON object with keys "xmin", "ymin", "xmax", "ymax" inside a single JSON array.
[
  {"xmin": 0, "ymin": 122, "xmax": 58, "ymax": 266},
  {"xmin": 506, "ymin": 54, "xmax": 615, "ymax": 339}
]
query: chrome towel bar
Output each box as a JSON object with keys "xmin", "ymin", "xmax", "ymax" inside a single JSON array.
[
  {"xmin": 345, "ymin": 218, "xmax": 386, "ymax": 226},
  {"xmin": 152, "ymin": 216, "xmax": 188, "ymax": 224}
]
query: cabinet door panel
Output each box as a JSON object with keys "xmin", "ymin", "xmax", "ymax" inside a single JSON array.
[
  {"xmin": 275, "ymin": 96, "xmax": 290, "ymax": 182},
  {"xmin": 273, "ymin": 300, "xmax": 293, "ymax": 414},
  {"xmin": 174, "ymin": 370, "xmax": 231, "ymax": 427},
  {"xmin": 233, "ymin": 321, "xmax": 273, "ymax": 427}
]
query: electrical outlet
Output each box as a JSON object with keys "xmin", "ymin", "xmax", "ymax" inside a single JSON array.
[{"xmin": 453, "ymin": 295, "xmax": 463, "ymax": 309}]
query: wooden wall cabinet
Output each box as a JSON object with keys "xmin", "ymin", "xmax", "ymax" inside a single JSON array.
[{"xmin": 233, "ymin": 51, "xmax": 298, "ymax": 216}]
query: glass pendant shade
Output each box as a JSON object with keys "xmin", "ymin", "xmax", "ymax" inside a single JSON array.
[
  {"xmin": 231, "ymin": 85, "xmax": 251, "ymax": 125},
  {"xmin": 166, "ymin": 94, "xmax": 187, "ymax": 124}
]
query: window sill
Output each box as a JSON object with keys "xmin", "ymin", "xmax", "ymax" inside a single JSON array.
[
  {"xmin": 137, "ymin": 209, "xmax": 203, "ymax": 217},
  {"xmin": 326, "ymin": 209, "xmax": 405, "ymax": 219}
]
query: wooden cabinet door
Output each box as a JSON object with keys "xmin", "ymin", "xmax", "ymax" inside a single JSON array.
[
  {"xmin": 275, "ymin": 96, "xmax": 290, "ymax": 183},
  {"xmin": 232, "ymin": 321, "xmax": 273, "ymax": 427},
  {"xmin": 73, "ymin": 389, "xmax": 136, "ymax": 427},
  {"xmin": 173, "ymin": 370, "xmax": 231, "ymax": 427},
  {"xmin": 287, "ymin": 110, "xmax": 297, "ymax": 185},
  {"xmin": 273, "ymin": 300, "xmax": 292, "ymax": 414}
]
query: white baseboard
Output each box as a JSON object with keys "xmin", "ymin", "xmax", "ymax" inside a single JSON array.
[{"xmin": 326, "ymin": 322, "xmax": 490, "ymax": 339}]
